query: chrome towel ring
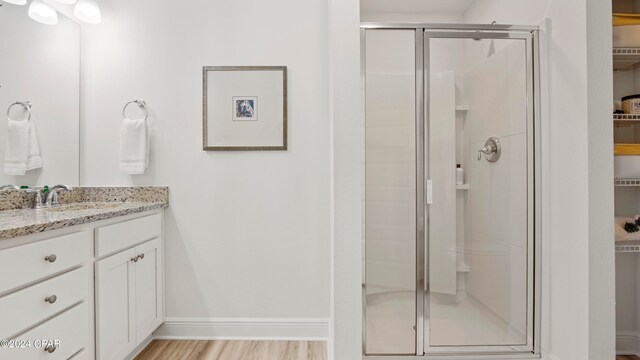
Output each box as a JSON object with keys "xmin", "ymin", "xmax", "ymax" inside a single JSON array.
[
  {"xmin": 6, "ymin": 101, "xmax": 31, "ymax": 122},
  {"xmin": 122, "ymin": 99, "xmax": 148, "ymax": 121}
]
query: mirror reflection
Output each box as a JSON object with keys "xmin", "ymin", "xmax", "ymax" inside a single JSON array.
[{"xmin": 0, "ymin": 3, "xmax": 80, "ymax": 187}]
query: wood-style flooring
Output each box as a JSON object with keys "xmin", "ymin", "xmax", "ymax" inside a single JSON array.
[
  {"xmin": 617, "ymin": 356, "xmax": 640, "ymax": 360},
  {"xmin": 135, "ymin": 340, "xmax": 327, "ymax": 360}
]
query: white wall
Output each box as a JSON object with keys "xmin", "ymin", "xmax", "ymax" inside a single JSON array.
[
  {"xmin": 329, "ymin": 0, "xmax": 363, "ymax": 357},
  {"xmin": 81, "ymin": 0, "xmax": 330, "ymax": 337},
  {"xmin": 361, "ymin": 12, "xmax": 463, "ymax": 23}
]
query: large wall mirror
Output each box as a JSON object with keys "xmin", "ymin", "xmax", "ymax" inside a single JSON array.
[{"xmin": 0, "ymin": 2, "xmax": 80, "ymax": 187}]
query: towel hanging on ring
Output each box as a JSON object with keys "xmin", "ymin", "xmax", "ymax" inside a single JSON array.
[{"xmin": 119, "ymin": 100, "xmax": 149, "ymax": 175}]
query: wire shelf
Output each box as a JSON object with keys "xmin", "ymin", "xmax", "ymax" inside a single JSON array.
[
  {"xmin": 616, "ymin": 244, "xmax": 640, "ymax": 253},
  {"xmin": 614, "ymin": 114, "xmax": 640, "ymax": 127},
  {"xmin": 614, "ymin": 47, "xmax": 640, "ymax": 56},
  {"xmin": 614, "ymin": 48, "xmax": 640, "ymax": 70},
  {"xmin": 615, "ymin": 178, "xmax": 640, "ymax": 186},
  {"xmin": 614, "ymin": 114, "xmax": 640, "ymax": 121}
]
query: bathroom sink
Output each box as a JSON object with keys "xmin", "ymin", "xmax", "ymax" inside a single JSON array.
[{"xmin": 45, "ymin": 203, "xmax": 122, "ymax": 212}]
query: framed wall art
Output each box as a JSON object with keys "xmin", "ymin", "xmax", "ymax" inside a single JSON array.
[{"xmin": 203, "ymin": 66, "xmax": 287, "ymax": 151}]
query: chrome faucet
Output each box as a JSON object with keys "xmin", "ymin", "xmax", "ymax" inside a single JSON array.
[
  {"xmin": 45, "ymin": 184, "xmax": 72, "ymax": 207},
  {"xmin": 0, "ymin": 185, "xmax": 19, "ymax": 191},
  {"xmin": 24, "ymin": 187, "xmax": 45, "ymax": 209}
]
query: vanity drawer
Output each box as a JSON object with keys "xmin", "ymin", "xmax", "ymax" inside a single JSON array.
[
  {"xmin": 0, "ymin": 267, "xmax": 89, "ymax": 340},
  {"xmin": 95, "ymin": 213, "xmax": 161, "ymax": 257},
  {"xmin": 1, "ymin": 301, "xmax": 88, "ymax": 360},
  {"xmin": 0, "ymin": 231, "xmax": 91, "ymax": 295}
]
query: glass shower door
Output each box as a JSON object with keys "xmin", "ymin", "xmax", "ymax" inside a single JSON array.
[
  {"xmin": 362, "ymin": 25, "xmax": 539, "ymax": 358},
  {"xmin": 363, "ymin": 29, "xmax": 418, "ymax": 356},
  {"xmin": 424, "ymin": 30, "xmax": 537, "ymax": 355}
]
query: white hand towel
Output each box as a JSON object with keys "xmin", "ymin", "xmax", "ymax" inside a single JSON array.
[
  {"xmin": 26, "ymin": 122, "xmax": 42, "ymax": 171},
  {"xmin": 119, "ymin": 118, "xmax": 149, "ymax": 174},
  {"xmin": 3, "ymin": 119, "xmax": 38, "ymax": 175}
]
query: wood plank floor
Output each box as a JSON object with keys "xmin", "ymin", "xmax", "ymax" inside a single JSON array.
[
  {"xmin": 617, "ymin": 356, "xmax": 640, "ymax": 360},
  {"xmin": 135, "ymin": 340, "xmax": 327, "ymax": 360}
]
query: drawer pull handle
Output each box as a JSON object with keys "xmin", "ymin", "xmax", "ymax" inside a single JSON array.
[
  {"xmin": 44, "ymin": 344, "xmax": 57, "ymax": 353},
  {"xmin": 44, "ymin": 295, "xmax": 57, "ymax": 304},
  {"xmin": 131, "ymin": 256, "xmax": 138, "ymax": 263},
  {"xmin": 138, "ymin": 253, "xmax": 145, "ymax": 260},
  {"xmin": 44, "ymin": 254, "xmax": 57, "ymax": 263}
]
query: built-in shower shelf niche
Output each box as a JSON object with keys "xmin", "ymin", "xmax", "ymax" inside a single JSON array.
[
  {"xmin": 615, "ymin": 178, "xmax": 640, "ymax": 187},
  {"xmin": 613, "ymin": 48, "xmax": 640, "ymax": 70},
  {"xmin": 456, "ymin": 184, "xmax": 470, "ymax": 190},
  {"xmin": 614, "ymin": 114, "xmax": 640, "ymax": 127}
]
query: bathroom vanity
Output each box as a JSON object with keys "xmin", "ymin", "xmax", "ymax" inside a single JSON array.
[{"xmin": 0, "ymin": 187, "xmax": 167, "ymax": 360}]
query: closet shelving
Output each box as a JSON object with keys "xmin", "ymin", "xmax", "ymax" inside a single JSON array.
[
  {"xmin": 613, "ymin": 45, "xmax": 640, "ymax": 252},
  {"xmin": 615, "ymin": 178, "xmax": 640, "ymax": 186},
  {"xmin": 612, "ymin": 45, "xmax": 640, "ymax": 251},
  {"xmin": 616, "ymin": 243, "xmax": 640, "ymax": 252},
  {"xmin": 614, "ymin": 113, "xmax": 640, "ymax": 126},
  {"xmin": 614, "ymin": 47, "xmax": 640, "ymax": 70}
]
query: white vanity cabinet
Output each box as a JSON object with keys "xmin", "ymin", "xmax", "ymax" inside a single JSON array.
[
  {"xmin": 0, "ymin": 208, "xmax": 164, "ymax": 360},
  {"xmin": 95, "ymin": 214, "xmax": 163, "ymax": 360},
  {"xmin": 0, "ymin": 231, "xmax": 92, "ymax": 360}
]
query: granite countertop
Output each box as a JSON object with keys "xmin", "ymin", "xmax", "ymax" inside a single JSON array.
[{"xmin": 0, "ymin": 187, "xmax": 168, "ymax": 240}]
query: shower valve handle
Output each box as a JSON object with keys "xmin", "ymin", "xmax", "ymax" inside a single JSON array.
[
  {"xmin": 477, "ymin": 137, "xmax": 502, "ymax": 162},
  {"xmin": 477, "ymin": 146, "xmax": 495, "ymax": 160}
]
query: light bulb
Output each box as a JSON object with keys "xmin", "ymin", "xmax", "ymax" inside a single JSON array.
[
  {"xmin": 2, "ymin": 0, "xmax": 28, "ymax": 5},
  {"xmin": 28, "ymin": 0, "xmax": 58, "ymax": 25},
  {"xmin": 53, "ymin": 0, "xmax": 77, "ymax": 4},
  {"xmin": 74, "ymin": 0, "xmax": 101, "ymax": 24}
]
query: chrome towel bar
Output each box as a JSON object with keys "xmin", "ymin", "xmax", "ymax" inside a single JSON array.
[
  {"xmin": 122, "ymin": 99, "xmax": 148, "ymax": 121},
  {"xmin": 6, "ymin": 101, "xmax": 31, "ymax": 122}
]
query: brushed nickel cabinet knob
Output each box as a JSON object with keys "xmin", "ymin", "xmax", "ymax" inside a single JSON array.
[
  {"xmin": 44, "ymin": 254, "xmax": 57, "ymax": 263},
  {"xmin": 44, "ymin": 345, "xmax": 56, "ymax": 353},
  {"xmin": 44, "ymin": 295, "xmax": 57, "ymax": 304}
]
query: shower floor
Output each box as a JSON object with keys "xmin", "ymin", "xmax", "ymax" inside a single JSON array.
[{"xmin": 365, "ymin": 289, "xmax": 526, "ymax": 355}]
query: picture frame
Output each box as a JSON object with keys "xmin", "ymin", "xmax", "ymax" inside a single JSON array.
[{"xmin": 203, "ymin": 66, "xmax": 287, "ymax": 151}]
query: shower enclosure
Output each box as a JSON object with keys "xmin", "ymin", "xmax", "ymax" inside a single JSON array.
[{"xmin": 362, "ymin": 24, "xmax": 540, "ymax": 358}]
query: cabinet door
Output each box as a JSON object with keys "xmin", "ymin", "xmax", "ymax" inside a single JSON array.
[
  {"xmin": 134, "ymin": 237, "xmax": 163, "ymax": 342},
  {"xmin": 95, "ymin": 248, "xmax": 137, "ymax": 360}
]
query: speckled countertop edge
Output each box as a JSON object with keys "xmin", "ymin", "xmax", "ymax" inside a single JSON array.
[{"xmin": 0, "ymin": 186, "xmax": 169, "ymax": 240}]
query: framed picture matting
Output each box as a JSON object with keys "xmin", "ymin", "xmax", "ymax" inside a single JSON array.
[{"xmin": 203, "ymin": 66, "xmax": 287, "ymax": 151}]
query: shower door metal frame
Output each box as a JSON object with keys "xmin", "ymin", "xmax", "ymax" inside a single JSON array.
[
  {"xmin": 361, "ymin": 23, "xmax": 541, "ymax": 360},
  {"xmin": 422, "ymin": 27, "xmax": 540, "ymax": 358}
]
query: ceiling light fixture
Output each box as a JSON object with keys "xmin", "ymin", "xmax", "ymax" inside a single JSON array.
[
  {"xmin": 73, "ymin": 0, "xmax": 101, "ymax": 24},
  {"xmin": 2, "ymin": 0, "xmax": 28, "ymax": 5},
  {"xmin": 28, "ymin": 0, "xmax": 58, "ymax": 25}
]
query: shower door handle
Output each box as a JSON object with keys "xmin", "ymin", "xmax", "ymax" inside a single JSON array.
[{"xmin": 425, "ymin": 180, "xmax": 433, "ymax": 205}]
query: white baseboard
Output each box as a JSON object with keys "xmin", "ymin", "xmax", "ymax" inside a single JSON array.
[
  {"xmin": 154, "ymin": 318, "xmax": 329, "ymax": 341},
  {"xmin": 617, "ymin": 332, "xmax": 640, "ymax": 356},
  {"xmin": 127, "ymin": 335, "xmax": 154, "ymax": 360}
]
